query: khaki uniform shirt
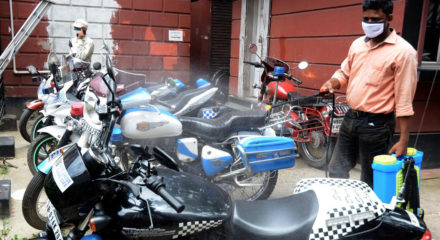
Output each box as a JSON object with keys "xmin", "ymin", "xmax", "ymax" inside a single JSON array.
[{"xmin": 71, "ymin": 36, "xmax": 94, "ymax": 63}]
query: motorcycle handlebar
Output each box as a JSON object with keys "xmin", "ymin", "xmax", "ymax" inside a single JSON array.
[
  {"xmin": 157, "ymin": 187, "xmax": 185, "ymax": 213},
  {"xmin": 243, "ymin": 61, "xmax": 264, "ymax": 68},
  {"xmin": 284, "ymin": 73, "xmax": 302, "ymax": 84},
  {"xmin": 270, "ymin": 89, "xmax": 331, "ymax": 108}
]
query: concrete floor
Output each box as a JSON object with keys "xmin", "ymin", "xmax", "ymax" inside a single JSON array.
[{"xmin": 0, "ymin": 129, "xmax": 439, "ymax": 239}]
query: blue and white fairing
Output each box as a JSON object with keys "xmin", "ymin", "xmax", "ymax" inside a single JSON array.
[
  {"xmin": 120, "ymin": 87, "xmax": 151, "ymax": 109},
  {"xmin": 294, "ymin": 178, "xmax": 386, "ymax": 240}
]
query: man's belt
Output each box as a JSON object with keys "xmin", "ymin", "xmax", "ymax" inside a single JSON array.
[{"xmin": 347, "ymin": 109, "xmax": 394, "ymax": 119}]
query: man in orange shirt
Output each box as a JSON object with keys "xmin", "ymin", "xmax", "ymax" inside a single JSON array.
[{"xmin": 320, "ymin": 0, "xmax": 418, "ymax": 187}]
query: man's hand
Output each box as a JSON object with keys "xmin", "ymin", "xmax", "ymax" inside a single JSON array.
[
  {"xmin": 389, "ymin": 116, "xmax": 411, "ymax": 157},
  {"xmin": 320, "ymin": 78, "xmax": 341, "ymax": 94},
  {"xmin": 388, "ymin": 140, "xmax": 408, "ymax": 157}
]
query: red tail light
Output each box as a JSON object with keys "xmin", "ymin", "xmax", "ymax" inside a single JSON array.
[{"xmin": 421, "ymin": 228, "xmax": 432, "ymax": 240}]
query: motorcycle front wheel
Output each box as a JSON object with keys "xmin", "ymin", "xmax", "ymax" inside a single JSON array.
[
  {"xmin": 22, "ymin": 171, "xmax": 48, "ymax": 230},
  {"xmin": 19, "ymin": 108, "xmax": 43, "ymax": 143},
  {"xmin": 27, "ymin": 133, "xmax": 58, "ymax": 175}
]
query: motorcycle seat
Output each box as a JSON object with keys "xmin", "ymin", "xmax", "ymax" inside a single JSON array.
[
  {"xmin": 229, "ymin": 190, "xmax": 318, "ymax": 240},
  {"xmin": 159, "ymin": 86, "xmax": 212, "ymax": 113},
  {"xmin": 179, "ymin": 110, "xmax": 266, "ymax": 141},
  {"xmin": 288, "ymin": 92, "xmax": 331, "ymax": 106}
]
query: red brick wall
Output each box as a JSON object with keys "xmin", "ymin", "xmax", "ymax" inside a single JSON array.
[
  {"xmin": 114, "ymin": 0, "xmax": 191, "ymax": 83},
  {"xmin": 269, "ymin": 0, "xmax": 405, "ymax": 90},
  {"xmin": 229, "ymin": 0, "xmax": 241, "ymax": 96},
  {"xmin": 0, "ymin": 0, "xmax": 50, "ymax": 97},
  {"xmin": 0, "ymin": 0, "xmax": 191, "ymax": 97}
]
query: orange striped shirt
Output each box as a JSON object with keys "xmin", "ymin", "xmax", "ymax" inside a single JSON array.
[{"xmin": 332, "ymin": 29, "xmax": 418, "ymax": 117}]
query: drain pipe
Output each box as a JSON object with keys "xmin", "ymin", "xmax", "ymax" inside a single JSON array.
[{"xmin": 9, "ymin": 0, "xmax": 49, "ymax": 74}]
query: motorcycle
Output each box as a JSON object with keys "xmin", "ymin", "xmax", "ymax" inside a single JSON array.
[
  {"xmin": 19, "ymin": 50, "xmax": 92, "ymax": 143},
  {"xmin": 29, "ymin": 71, "xmax": 430, "ymax": 239},
  {"xmin": 29, "ymin": 57, "xmax": 430, "ymax": 240},
  {"xmin": 244, "ymin": 44, "xmax": 349, "ymax": 168}
]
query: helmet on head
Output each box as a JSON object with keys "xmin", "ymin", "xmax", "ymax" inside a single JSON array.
[{"xmin": 73, "ymin": 19, "xmax": 88, "ymax": 29}]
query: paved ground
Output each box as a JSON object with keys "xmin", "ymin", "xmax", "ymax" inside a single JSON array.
[{"xmin": 0, "ymin": 129, "xmax": 439, "ymax": 239}]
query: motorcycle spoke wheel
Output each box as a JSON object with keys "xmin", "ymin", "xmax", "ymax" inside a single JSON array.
[
  {"xmin": 300, "ymin": 131, "xmax": 327, "ymax": 169},
  {"xmin": 218, "ymin": 170, "xmax": 278, "ymax": 201},
  {"xmin": 31, "ymin": 115, "xmax": 45, "ymax": 142},
  {"xmin": 28, "ymin": 134, "xmax": 58, "ymax": 175},
  {"xmin": 22, "ymin": 172, "xmax": 48, "ymax": 230},
  {"xmin": 19, "ymin": 109, "xmax": 43, "ymax": 142}
]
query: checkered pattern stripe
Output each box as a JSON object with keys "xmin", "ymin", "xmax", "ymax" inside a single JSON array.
[
  {"xmin": 172, "ymin": 220, "xmax": 223, "ymax": 239},
  {"xmin": 294, "ymin": 178, "xmax": 372, "ymax": 194},
  {"xmin": 202, "ymin": 109, "xmax": 218, "ymax": 119},
  {"xmin": 310, "ymin": 201, "xmax": 384, "ymax": 240}
]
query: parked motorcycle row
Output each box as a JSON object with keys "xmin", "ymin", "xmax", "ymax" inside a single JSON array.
[{"xmin": 18, "ymin": 43, "xmax": 430, "ymax": 240}]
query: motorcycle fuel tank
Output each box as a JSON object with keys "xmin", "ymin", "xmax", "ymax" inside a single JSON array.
[
  {"xmin": 266, "ymin": 81, "xmax": 296, "ymax": 100},
  {"xmin": 120, "ymin": 107, "xmax": 182, "ymax": 139},
  {"xmin": 117, "ymin": 167, "xmax": 231, "ymax": 238}
]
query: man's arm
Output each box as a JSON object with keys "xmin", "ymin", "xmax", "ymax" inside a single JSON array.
[
  {"xmin": 320, "ymin": 57, "xmax": 350, "ymax": 93},
  {"xmin": 389, "ymin": 116, "xmax": 411, "ymax": 157}
]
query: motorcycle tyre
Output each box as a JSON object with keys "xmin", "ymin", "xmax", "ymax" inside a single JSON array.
[
  {"xmin": 220, "ymin": 170, "xmax": 278, "ymax": 201},
  {"xmin": 27, "ymin": 133, "xmax": 58, "ymax": 175},
  {"xmin": 30, "ymin": 115, "xmax": 46, "ymax": 142},
  {"xmin": 19, "ymin": 108, "xmax": 42, "ymax": 143},
  {"xmin": 299, "ymin": 135, "xmax": 337, "ymax": 169},
  {"xmin": 22, "ymin": 171, "xmax": 47, "ymax": 230}
]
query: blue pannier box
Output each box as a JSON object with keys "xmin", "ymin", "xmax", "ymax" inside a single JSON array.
[{"xmin": 237, "ymin": 136, "xmax": 296, "ymax": 172}]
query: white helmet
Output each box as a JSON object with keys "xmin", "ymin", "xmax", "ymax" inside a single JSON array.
[{"xmin": 73, "ymin": 19, "xmax": 88, "ymax": 29}]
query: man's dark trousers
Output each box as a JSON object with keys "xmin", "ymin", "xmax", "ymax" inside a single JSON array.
[{"xmin": 329, "ymin": 109, "xmax": 395, "ymax": 187}]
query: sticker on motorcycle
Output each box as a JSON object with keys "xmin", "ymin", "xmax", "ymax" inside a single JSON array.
[
  {"xmin": 47, "ymin": 201, "xmax": 63, "ymax": 240},
  {"xmin": 406, "ymin": 210, "xmax": 420, "ymax": 227},
  {"xmin": 52, "ymin": 157, "xmax": 73, "ymax": 193}
]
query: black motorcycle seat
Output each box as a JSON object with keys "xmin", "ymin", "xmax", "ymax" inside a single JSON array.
[
  {"xmin": 160, "ymin": 86, "xmax": 212, "ymax": 113},
  {"xmin": 229, "ymin": 190, "xmax": 319, "ymax": 240},
  {"xmin": 179, "ymin": 110, "xmax": 266, "ymax": 141},
  {"xmin": 288, "ymin": 92, "xmax": 330, "ymax": 106}
]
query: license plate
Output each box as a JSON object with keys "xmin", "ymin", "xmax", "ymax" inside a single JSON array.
[
  {"xmin": 47, "ymin": 201, "xmax": 63, "ymax": 240},
  {"xmin": 331, "ymin": 117, "xmax": 344, "ymax": 133}
]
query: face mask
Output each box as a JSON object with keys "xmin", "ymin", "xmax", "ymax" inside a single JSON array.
[{"xmin": 362, "ymin": 21, "xmax": 385, "ymax": 38}]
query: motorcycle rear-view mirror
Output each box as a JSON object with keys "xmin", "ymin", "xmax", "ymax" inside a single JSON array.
[
  {"xmin": 298, "ymin": 61, "xmax": 308, "ymax": 70},
  {"xmin": 47, "ymin": 52, "xmax": 60, "ymax": 66},
  {"xmin": 26, "ymin": 65, "xmax": 38, "ymax": 74},
  {"xmin": 68, "ymin": 40, "xmax": 73, "ymax": 48},
  {"xmin": 249, "ymin": 43, "xmax": 258, "ymax": 54}
]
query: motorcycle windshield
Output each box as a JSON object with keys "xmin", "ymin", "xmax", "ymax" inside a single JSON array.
[{"xmin": 264, "ymin": 57, "xmax": 290, "ymax": 73}]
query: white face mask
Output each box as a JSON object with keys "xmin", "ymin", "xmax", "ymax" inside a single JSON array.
[{"xmin": 362, "ymin": 21, "xmax": 385, "ymax": 38}]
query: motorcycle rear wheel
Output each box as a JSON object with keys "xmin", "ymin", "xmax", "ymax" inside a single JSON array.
[
  {"xmin": 27, "ymin": 133, "xmax": 58, "ymax": 175},
  {"xmin": 22, "ymin": 171, "xmax": 48, "ymax": 230},
  {"xmin": 19, "ymin": 108, "xmax": 43, "ymax": 143},
  {"xmin": 218, "ymin": 170, "xmax": 278, "ymax": 201},
  {"xmin": 299, "ymin": 131, "xmax": 327, "ymax": 169}
]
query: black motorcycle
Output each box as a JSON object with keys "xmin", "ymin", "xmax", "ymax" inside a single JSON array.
[{"xmin": 32, "ymin": 54, "xmax": 430, "ymax": 240}]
